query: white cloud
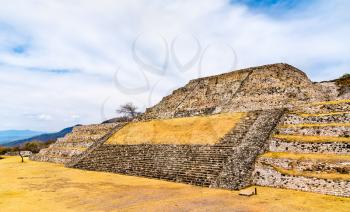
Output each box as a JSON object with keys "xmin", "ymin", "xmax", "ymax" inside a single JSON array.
[
  {"xmin": 38, "ymin": 114, "xmax": 53, "ymax": 121},
  {"xmin": 0, "ymin": 0, "xmax": 349, "ymax": 131}
]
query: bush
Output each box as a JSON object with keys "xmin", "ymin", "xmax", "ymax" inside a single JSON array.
[
  {"xmin": 23, "ymin": 142, "xmax": 42, "ymax": 153},
  {"xmin": 0, "ymin": 146, "xmax": 12, "ymax": 155}
]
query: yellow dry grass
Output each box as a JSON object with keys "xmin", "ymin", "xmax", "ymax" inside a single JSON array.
[
  {"xmin": 271, "ymin": 165, "xmax": 350, "ymax": 181},
  {"xmin": 273, "ymin": 134, "xmax": 350, "ymax": 143},
  {"xmin": 279, "ymin": 123, "xmax": 350, "ymax": 128},
  {"xmin": 1, "ymin": 156, "xmax": 350, "ymax": 212},
  {"xmin": 310, "ymin": 99, "xmax": 350, "ymax": 106},
  {"xmin": 107, "ymin": 113, "xmax": 245, "ymax": 145},
  {"xmin": 261, "ymin": 152, "xmax": 350, "ymax": 162}
]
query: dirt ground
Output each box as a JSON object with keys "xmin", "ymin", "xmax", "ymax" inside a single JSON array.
[{"xmin": 0, "ymin": 156, "xmax": 349, "ymax": 212}]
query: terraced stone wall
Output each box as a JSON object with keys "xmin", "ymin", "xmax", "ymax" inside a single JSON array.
[
  {"xmin": 70, "ymin": 110, "xmax": 284, "ymax": 189},
  {"xmin": 30, "ymin": 123, "xmax": 124, "ymax": 164},
  {"xmin": 253, "ymin": 100, "xmax": 350, "ymax": 197},
  {"xmin": 254, "ymin": 162, "xmax": 350, "ymax": 197}
]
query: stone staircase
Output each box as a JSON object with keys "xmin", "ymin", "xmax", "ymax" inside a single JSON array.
[
  {"xmin": 30, "ymin": 123, "xmax": 122, "ymax": 164},
  {"xmin": 71, "ymin": 110, "xmax": 283, "ymax": 189},
  {"xmin": 254, "ymin": 100, "xmax": 350, "ymax": 197}
]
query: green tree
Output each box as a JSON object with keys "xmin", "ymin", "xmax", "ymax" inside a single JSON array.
[{"xmin": 23, "ymin": 141, "xmax": 41, "ymax": 153}]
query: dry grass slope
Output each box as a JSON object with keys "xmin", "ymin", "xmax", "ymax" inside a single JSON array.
[{"xmin": 107, "ymin": 113, "xmax": 246, "ymax": 145}]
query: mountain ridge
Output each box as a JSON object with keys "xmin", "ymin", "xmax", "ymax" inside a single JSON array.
[{"xmin": 2, "ymin": 126, "xmax": 78, "ymax": 147}]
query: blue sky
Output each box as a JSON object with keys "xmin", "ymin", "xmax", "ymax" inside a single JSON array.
[{"xmin": 0, "ymin": 0, "xmax": 349, "ymax": 131}]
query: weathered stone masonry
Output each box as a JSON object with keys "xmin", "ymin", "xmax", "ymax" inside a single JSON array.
[{"xmin": 70, "ymin": 110, "xmax": 283, "ymax": 189}]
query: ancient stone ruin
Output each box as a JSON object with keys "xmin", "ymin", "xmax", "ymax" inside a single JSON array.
[
  {"xmin": 31, "ymin": 63, "xmax": 350, "ymax": 197},
  {"xmin": 30, "ymin": 123, "xmax": 126, "ymax": 164}
]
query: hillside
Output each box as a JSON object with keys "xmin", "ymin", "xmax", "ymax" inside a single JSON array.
[
  {"xmin": 3, "ymin": 126, "xmax": 75, "ymax": 147},
  {"xmin": 0, "ymin": 130, "xmax": 45, "ymax": 145}
]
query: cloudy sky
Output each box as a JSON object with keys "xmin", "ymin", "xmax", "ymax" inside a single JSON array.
[{"xmin": 0, "ymin": 0, "xmax": 349, "ymax": 132}]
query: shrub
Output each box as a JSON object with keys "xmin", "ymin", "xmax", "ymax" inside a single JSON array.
[{"xmin": 0, "ymin": 146, "xmax": 12, "ymax": 155}]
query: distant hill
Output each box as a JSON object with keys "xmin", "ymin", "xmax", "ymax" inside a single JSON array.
[
  {"xmin": 0, "ymin": 130, "xmax": 45, "ymax": 145},
  {"xmin": 2, "ymin": 126, "xmax": 77, "ymax": 147}
]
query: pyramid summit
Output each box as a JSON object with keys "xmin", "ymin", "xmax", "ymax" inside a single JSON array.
[
  {"xmin": 142, "ymin": 63, "xmax": 337, "ymax": 120},
  {"xmin": 31, "ymin": 63, "xmax": 350, "ymax": 197}
]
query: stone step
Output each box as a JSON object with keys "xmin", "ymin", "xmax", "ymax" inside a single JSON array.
[
  {"xmin": 51, "ymin": 141, "xmax": 94, "ymax": 148},
  {"xmin": 276, "ymin": 124, "xmax": 350, "ymax": 137},
  {"xmin": 280, "ymin": 113, "xmax": 350, "ymax": 125},
  {"xmin": 292, "ymin": 100, "xmax": 350, "ymax": 114},
  {"xmin": 38, "ymin": 147, "xmax": 86, "ymax": 158},
  {"xmin": 258, "ymin": 152, "xmax": 350, "ymax": 174},
  {"xmin": 269, "ymin": 136, "xmax": 350, "ymax": 154},
  {"xmin": 30, "ymin": 154, "xmax": 71, "ymax": 164},
  {"xmin": 253, "ymin": 162, "xmax": 350, "ymax": 197}
]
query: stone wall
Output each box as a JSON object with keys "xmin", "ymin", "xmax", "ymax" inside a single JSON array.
[
  {"xmin": 30, "ymin": 123, "xmax": 123, "ymax": 164},
  {"xmin": 254, "ymin": 164, "xmax": 350, "ymax": 197},
  {"xmin": 254, "ymin": 100, "xmax": 350, "ymax": 197},
  {"xmin": 212, "ymin": 109, "xmax": 284, "ymax": 189},
  {"xmin": 269, "ymin": 138, "xmax": 350, "ymax": 154},
  {"xmin": 277, "ymin": 125, "xmax": 349, "ymax": 137},
  {"xmin": 142, "ymin": 63, "xmax": 329, "ymax": 120},
  {"xmin": 281, "ymin": 113, "xmax": 350, "ymax": 125},
  {"xmin": 70, "ymin": 110, "xmax": 284, "ymax": 189}
]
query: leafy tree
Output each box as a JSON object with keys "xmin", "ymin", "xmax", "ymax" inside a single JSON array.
[
  {"xmin": 23, "ymin": 141, "xmax": 41, "ymax": 153},
  {"xmin": 116, "ymin": 102, "xmax": 140, "ymax": 119}
]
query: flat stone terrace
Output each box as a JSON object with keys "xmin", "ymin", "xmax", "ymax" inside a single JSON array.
[{"xmin": 253, "ymin": 100, "xmax": 350, "ymax": 197}]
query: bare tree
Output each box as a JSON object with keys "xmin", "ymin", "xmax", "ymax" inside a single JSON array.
[
  {"xmin": 13, "ymin": 146, "xmax": 24, "ymax": 163},
  {"xmin": 116, "ymin": 102, "xmax": 140, "ymax": 119}
]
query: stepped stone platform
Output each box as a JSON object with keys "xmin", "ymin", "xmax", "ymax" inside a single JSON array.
[
  {"xmin": 69, "ymin": 110, "xmax": 284, "ymax": 189},
  {"xmin": 32, "ymin": 63, "xmax": 349, "ymax": 197},
  {"xmin": 254, "ymin": 100, "xmax": 350, "ymax": 197},
  {"xmin": 30, "ymin": 123, "xmax": 125, "ymax": 164}
]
